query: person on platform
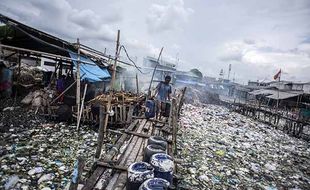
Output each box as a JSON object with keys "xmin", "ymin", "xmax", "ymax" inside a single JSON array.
[{"xmin": 154, "ymin": 75, "xmax": 172, "ymax": 118}]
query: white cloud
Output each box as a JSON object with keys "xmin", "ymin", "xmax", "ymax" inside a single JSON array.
[
  {"xmin": 0, "ymin": 0, "xmax": 120, "ymax": 43},
  {"xmin": 297, "ymin": 43, "xmax": 310, "ymax": 56},
  {"xmin": 1, "ymin": 0, "xmax": 310, "ymax": 82},
  {"xmin": 146, "ymin": 0, "xmax": 193, "ymax": 33},
  {"xmin": 219, "ymin": 40, "xmax": 310, "ymax": 82}
]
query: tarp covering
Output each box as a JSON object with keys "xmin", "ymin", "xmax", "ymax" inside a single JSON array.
[{"xmin": 69, "ymin": 52, "xmax": 110, "ymax": 82}]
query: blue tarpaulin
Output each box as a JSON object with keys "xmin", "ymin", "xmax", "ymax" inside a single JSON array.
[{"xmin": 68, "ymin": 51, "xmax": 111, "ymax": 82}]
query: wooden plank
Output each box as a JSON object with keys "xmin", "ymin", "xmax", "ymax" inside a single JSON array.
[
  {"xmin": 132, "ymin": 116, "xmax": 168, "ymax": 124},
  {"xmin": 124, "ymin": 130, "xmax": 151, "ymax": 139},
  {"xmin": 96, "ymin": 162, "xmax": 127, "ymax": 171},
  {"xmin": 82, "ymin": 119, "xmax": 139, "ymax": 190},
  {"xmin": 105, "ymin": 120, "xmax": 147, "ymax": 189},
  {"xmin": 136, "ymin": 121, "xmax": 153, "ymax": 161},
  {"xmin": 113, "ymin": 131, "xmax": 145, "ymax": 189}
]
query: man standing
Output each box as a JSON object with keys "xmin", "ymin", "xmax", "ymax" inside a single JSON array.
[{"xmin": 154, "ymin": 75, "xmax": 172, "ymax": 118}]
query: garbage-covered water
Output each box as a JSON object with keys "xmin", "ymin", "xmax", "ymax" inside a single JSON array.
[
  {"xmin": 177, "ymin": 104, "xmax": 310, "ymax": 190},
  {"xmin": 0, "ymin": 119, "xmax": 98, "ymax": 189}
]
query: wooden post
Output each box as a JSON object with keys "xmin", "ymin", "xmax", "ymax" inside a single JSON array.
[
  {"xmin": 126, "ymin": 105, "xmax": 134, "ymax": 123},
  {"xmin": 14, "ymin": 53, "xmax": 21, "ymax": 105},
  {"xmin": 76, "ymin": 38, "xmax": 81, "ymax": 122},
  {"xmin": 95, "ymin": 106, "xmax": 105, "ymax": 158},
  {"xmin": 17, "ymin": 53, "xmax": 21, "ymax": 77},
  {"xmin": 170, "ymin": 98, "xmax": 177, "ymax": 155},
  {"xmin": 103, "ymin": 30, "xmax": 120, "ymax": 138},
  {"xmin": 177, "ymin": 87, "xmax": 187, "ymax": 116},
  {"xmin": 122, "ymin": 94, "xmax": 126, "ymax": 123},
  {"xmin": 136, "ymin": 73, "xmax": 139, "ymax": 94}
]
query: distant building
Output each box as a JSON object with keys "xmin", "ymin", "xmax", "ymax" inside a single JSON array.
[
  {"xmin": 268, "ymin": 81, "xmax": 305, "ymax": 91},
  {"xmin": 203, "ymin": 76, "xmax": 217, "ymax": 83},
  {"xmin": 143, "ymin": 56, "xmax": 176, "ymax": 81},
  {"xmin": 174, "ymin": 70, "xmax": 205, "ymax": 87},
  {"xmin": 248, "ymin": 80, "xmax": 269, "ymax": 87}
]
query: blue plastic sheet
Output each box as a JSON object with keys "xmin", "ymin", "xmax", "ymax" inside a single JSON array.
[{"xmin": 68, "ymin": 51, "xmax": 111, "ymax": 82}]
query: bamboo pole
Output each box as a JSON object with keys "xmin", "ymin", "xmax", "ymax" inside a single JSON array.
[
  {"xmin": 76, "ymin": 38, "xmax": 81, "ymax": 123},
  {"xmin": 103, "ymin": 30, "xmax": 120, "ymax": 136},
  {"xmin": 147, "ymin": 47, "xmax": 164, "ymax": 98},
  {"xmin": 77, "ymin": 83, "xmax": 88, "ymax": 130},
  {"xmin": 50, "ymin": 80, "xmax": 77, "ymax": 105},
  {"xmin": 136, "ymin": 73, "xmax": 139, "ymax": 94}
]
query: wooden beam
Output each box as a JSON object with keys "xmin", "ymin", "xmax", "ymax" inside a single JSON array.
[
  {"xmin": 132, "ymin": 116, "xmax": 168, "ymax": 124},
  {"xmin": 124, "ymin": 130, "xmax": 150, "ymax": 139},
  {"xmin": 96, "ymin": 162, "xmax": 127, "ymax": 171},
  {"xmin": 0, "ymin": 44, "xmax": 96, "ymax": 65}
]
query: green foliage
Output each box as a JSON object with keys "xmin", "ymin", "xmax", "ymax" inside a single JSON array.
[
  {"xmin": 0, "ymin": 25, "xmax": 15, "ymax": 39},
  {"xmin": 190, "ymin": 68, "xmax": 203, "ymax": 78}
]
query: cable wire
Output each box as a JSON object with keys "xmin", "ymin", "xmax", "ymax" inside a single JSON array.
[{"xmin": 119, "ymin": 45, "xmax": 152, "ymax": 75}]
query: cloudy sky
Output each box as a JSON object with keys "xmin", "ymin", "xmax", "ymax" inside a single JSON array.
[{"xmin": 1, "ymin": 0, "xmax": 310, "ymax": 83}]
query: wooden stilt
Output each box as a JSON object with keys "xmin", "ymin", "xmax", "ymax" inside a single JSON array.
[
  {"xmin": 76, "ymin": 38, "xmax": 81, "ymax": 123},
  {"xmin": 95, "ymin": 106, "xmax": 105, "ymax": 158}
]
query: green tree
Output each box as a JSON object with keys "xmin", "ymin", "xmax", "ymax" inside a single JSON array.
[{"xmin": 190, "ymin": 68, "xmax": 203, "ymax": 78}]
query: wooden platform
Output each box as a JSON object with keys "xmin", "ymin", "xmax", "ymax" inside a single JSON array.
[
  {"xmin": 81, "ymin": 87, "xmax": 186, "ymax": 190},
  {"xmin": 82, "ymin": 118, "xmax": 172, "ymax": 190},
  {"xmin": 226, "ymin": 102, "xmax": 310, "ymax": 140}
]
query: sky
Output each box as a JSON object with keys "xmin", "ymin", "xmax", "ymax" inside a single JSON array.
[{"xmin": 0, "ymin": 0, "xmax": 310, "ymax": 83}]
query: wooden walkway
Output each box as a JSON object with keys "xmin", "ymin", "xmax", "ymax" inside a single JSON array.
[
  {"xmin": 226, "ymin": 102, "xmax": 310, "ymax": 140},
  {"xmin": 82, "ymin": 87, "xmax": 186, "ymax": 190}
]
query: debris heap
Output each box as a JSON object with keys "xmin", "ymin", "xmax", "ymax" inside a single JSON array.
[
  {"xmin": 177, "ymin": 104, "xmax": 310, "ymax": 189},
  {"xmin": 89, "ymin": 92, "xmax": 145, "ymax": 105},
  {"xmin": 13, "ymin": 65, "xmax": 43, "ymax": 86}
]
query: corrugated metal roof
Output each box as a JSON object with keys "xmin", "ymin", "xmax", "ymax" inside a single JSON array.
[
  {"xmin": 249, "ymin": 89, "xmax": 302, "ymax": 100},
  {"xmin": 248, "ymin": 89, "xmax": 274, "ymax": 95},
  {"xmin": 266, "ymin": 91, "xmax": 302, "ymax": 100}
]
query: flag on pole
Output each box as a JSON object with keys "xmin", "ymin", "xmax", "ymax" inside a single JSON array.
[{"xmin": 273, "ymin": 69, "xmax": 281, "ymax": 80}]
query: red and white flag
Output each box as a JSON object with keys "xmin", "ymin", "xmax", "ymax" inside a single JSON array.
[{"xmin": 273, "ymin": 69, "xmax": 281, "ymax": 80}]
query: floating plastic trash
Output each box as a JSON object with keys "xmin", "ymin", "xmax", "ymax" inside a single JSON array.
[{"xmin": 176, "ymin": 104, "xmax": 310, "ymax": 189}]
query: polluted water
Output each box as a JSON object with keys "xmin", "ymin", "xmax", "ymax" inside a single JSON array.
[
  {"xmin": 177, "ymin": 104, "xmax": 310, "ymax": 190},
  {"xmin": 0, "ymin": 122, "xmax": 99, "ymax": 190}
]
